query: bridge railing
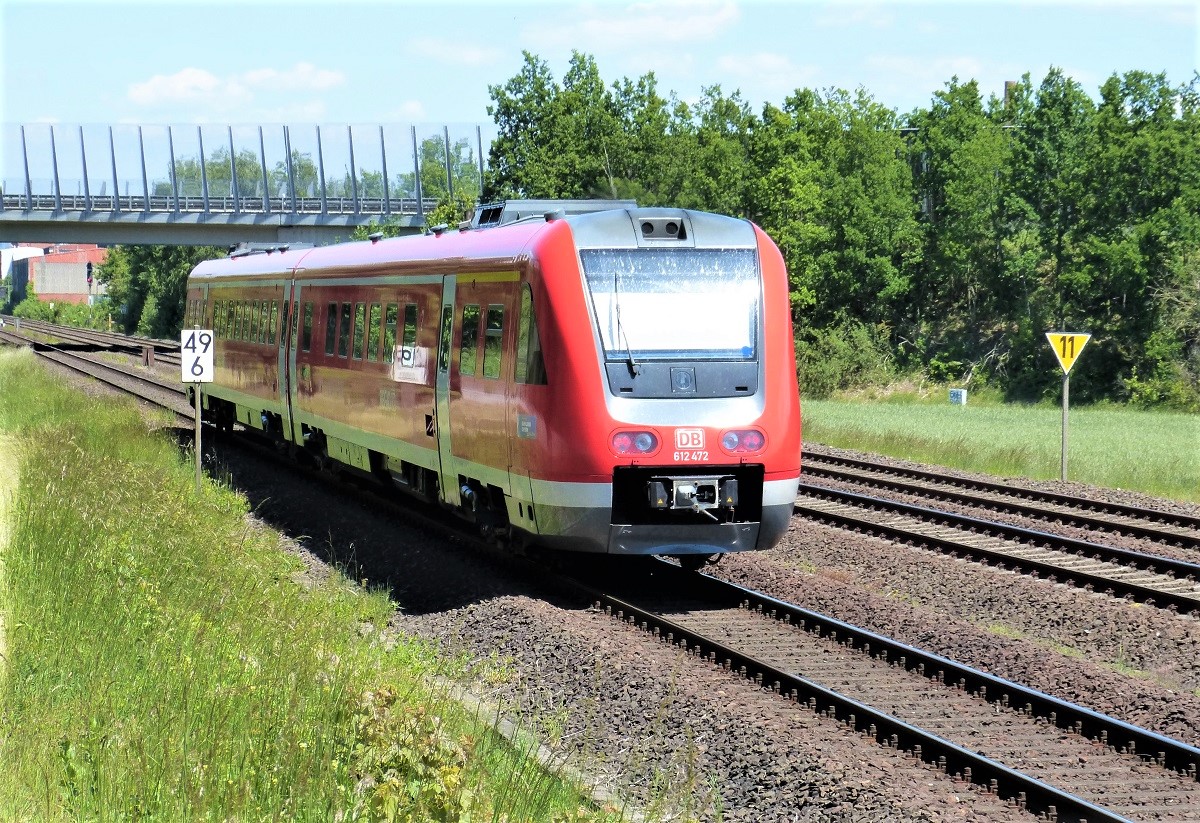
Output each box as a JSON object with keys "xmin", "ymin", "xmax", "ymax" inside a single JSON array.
[
  {"xmin": 1, "ymin": 192, "xmax": 442, "ymax": 216},
  {"xmin": 1, "ymin": 122, "xmax": 493, "ymax": 222}
]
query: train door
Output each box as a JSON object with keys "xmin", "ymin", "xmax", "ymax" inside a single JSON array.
[
  {"xmin": 434, "ymin": 276, "xmax": 457, "ymax": 505},
  {"xmin": 277, "ymin": 277, "xmax": 299, "ymax": 443}
]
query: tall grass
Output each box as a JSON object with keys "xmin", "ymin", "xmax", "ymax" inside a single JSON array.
[
  {"xmin": 0, "ymin": 349, "xmax": 619, "ymax": 822},
  {"xmin": 803, "ymin": 397, "xmax": 1200, "ymax": 503}
]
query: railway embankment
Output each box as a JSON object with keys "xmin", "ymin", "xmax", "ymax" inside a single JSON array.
[
  {"xmin": 0, "ymin": 348, "xmax": 619, "ymax": 823},
  {"xmin": 0, "ymin": 434, "xmax": 13, "ymax": 684}
]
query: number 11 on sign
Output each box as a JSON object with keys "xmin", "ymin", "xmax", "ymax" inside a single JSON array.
[
  {"xmin": 181, "ymin": 329, "xmax": 215, "ymax": 493},
  {"xmin": 1045, "ymin": 332, "xmax": 1091, "ymax": 482}
]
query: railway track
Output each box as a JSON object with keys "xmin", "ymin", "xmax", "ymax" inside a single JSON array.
[
  {"xmin": 571, "ymin": 559, "xmax": 1200, "ymax": 822},
  {"xmin": 0, "ymin": 316, "xmax": 182, "ymax": 367},
  {"xmin": 795, "ymin": 482, "xmax": 1200, "ymax": 616},
  {"xmin": 11, "ymin": 320, "xmax": 1200, "ymax": 819},
  {"xmin": 803, "ymin": 450, "xmax": 1200, "ymax": 551},
  {"xmin": 0, "ymin": 325, "xmax": 191, "ymax": 419}
]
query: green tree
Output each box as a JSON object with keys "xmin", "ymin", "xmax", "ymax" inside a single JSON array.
[
  {"xmin": 907, "ymin": 78, "xmax": 1018, "ymax": 381},
  {"xmin": 95, "ymin": 245, "xmax": 224, "ymax": 337}
]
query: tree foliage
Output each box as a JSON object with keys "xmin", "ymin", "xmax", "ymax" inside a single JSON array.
[
  {"xmin": 67, "ymin": 54, "xmax": 1200, "ymax": 410},
  {"xmin": 482, "ymin": 54, "xmax": 1200, "ymax": 408}
]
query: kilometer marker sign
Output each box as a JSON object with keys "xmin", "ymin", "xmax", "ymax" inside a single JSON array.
[
  {"xmin": 1045, "ymin": 332, "xmax": 1091, "ymax": 374},
  {"xmin": 181, "ymin": 329, "xmax": 214, "ymax": 494},
  {"xmin": 1045, "ymin": 331, "xmax": 1092, "ymax": 482}
]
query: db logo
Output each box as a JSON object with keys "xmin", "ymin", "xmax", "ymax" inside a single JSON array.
[{"xmin": 675, "ymin": 429, "xmax": 704, "ymax": 449}]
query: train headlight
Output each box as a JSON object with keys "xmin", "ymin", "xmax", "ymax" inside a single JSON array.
[
  {"xmin": 611, "ymin": 430, "xmax": 660, "ymax": 456},
  {"xmin": 720, "ymin": 429, "xmax": 766, "ymax": 454}
]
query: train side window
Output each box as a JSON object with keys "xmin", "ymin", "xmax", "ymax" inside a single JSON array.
[
  {"xmin": 324, "ymin": 302, "xmax": 338, "ymax": 355},
  {"xmin": 290, "ymin": 300, "xmax": 300, "ymax": 349},
  {"xmin": 459, "ymin": 304, "xmax": 481, "ymax": 376},
  {"xmin": 338, "ymin": 302, "xmax": 352, "ymax": 358},
  {"xmin": 235, "ymin": 301, "xmax": 245, "ymax": 341},
  {"xmin": 249, "ymin": 301, "xmax": 261, "ymax": 343},
  {"xmin": 269, "ymin": 301, "xmax": 280, "ymax": 346},
  {"xmin": 403, "ymin": 304, "xmax": 418, "ymax": 349},
  {"xmin": 367, "ymin": 303, "xmax": 382, "ymax": 362},
  {"xmin": 437, "ymin": 306, "xmax": 453, "ymax": 372},
  {"xmin": 483, "ymin": 305, "xmax": 504, "ymax": 379},
  {"xmin": 301, "ymin": 302, "xmax": 313, "ymax": 352},
  {"xmin": 515, "ymin": 284, "xmax": 548, "ymax": 385},
  {"xmin": 211, "ymin": 300, "xmax": 221, "ymax": 337},
  {"xmin": 260, "ymin": 301, "xmax": 271, "ymax": 344},
  {"xmin": 383, "ymin": 303, "xmax": 398, "ymax": 363},
  {"xmin": 352, "ymin": 302, "xmax": 366, "ymax": 360}
]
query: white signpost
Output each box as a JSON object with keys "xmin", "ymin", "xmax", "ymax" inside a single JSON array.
[
  {"xmin": 1045, "ymin": 331, "xmax": 1091, "ymax": 482},
  {"xmin": 181, "ymin": 330, "xmax": 215, "ymax": 493}
]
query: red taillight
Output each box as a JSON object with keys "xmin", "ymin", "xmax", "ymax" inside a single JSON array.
[
  {"xmin": 720, "ymin": 429, "xmax": 766, "ymax": 454},
  {"xmin": 611, "ymin": 430, "xmax": 659, "ymax": 455}
]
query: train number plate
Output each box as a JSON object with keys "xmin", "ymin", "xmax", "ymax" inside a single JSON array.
[{"xmin": 674, "ymin": 450, "xmax": 709, "ymax": 462}]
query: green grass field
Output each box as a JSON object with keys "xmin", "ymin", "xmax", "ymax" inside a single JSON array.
[
  {"xmin": 0, "ymin": 348, "xmax": 623, "ymax": 823},
  {"xmin": 802, "ymin": 397, "xmax": 1200, "ymax": 504}
]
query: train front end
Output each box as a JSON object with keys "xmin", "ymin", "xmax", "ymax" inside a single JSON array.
[{"xmin": 531, "ymin": 207, "xmax": 801, "ymax": 561}]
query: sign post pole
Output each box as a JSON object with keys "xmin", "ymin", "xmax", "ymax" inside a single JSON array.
[
  {"xmin": 1044, "ymin": 331, "xmax": 1091, "ymax": 483},
  {"xmin": 181, "ymin": 329, "xmax": 215, "ymax": 495}
]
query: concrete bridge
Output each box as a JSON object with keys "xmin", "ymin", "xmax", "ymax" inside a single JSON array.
[{"xmin": 0, "ymin": 122, "xmax": 493, "ymax": 246}]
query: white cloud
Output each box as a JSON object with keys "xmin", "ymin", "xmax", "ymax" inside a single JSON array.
[
  {"xmin": 410, "ymin": 38, "xmax": 501, "ymax": 68},
  {"xmin": 716, "ymin": 52, "xmax": 820, "ymax": 101},
  {"xmin": 128, "ymin": 67, "xmax": 227, "ymax": 107},
  {"xmin": 241, "ymin": 62, "xmax": 344, "ymax": 93},
  {"xmin": 126, "ymin": 63, "xmax": 346, "ymax": 119},
  {"xmin": 815, "ymin": 3, "xmax": 896, "ymax": 30},
  {"xmin": 525, "ymin": 0, "xmax": 741, "ymax": 51}
]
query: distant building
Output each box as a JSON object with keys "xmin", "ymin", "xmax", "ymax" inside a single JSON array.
[{"xmin": 2, "ymin": 243, "xmax": 108, "ymax": 306}]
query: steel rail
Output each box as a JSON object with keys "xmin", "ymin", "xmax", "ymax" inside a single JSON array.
[
  {"xmin": 563, "ymin": 564, "xmax": 1132, "ymax": 823},
  {"xmin": 804, "ymin": 449, "xmax": 1200, "ymax": 535},
  {"xmin": 796, "ymin": 483, "xmax": 1200, "ymax": 615}
]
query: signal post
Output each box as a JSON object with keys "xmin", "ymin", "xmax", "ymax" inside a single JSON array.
[
  {"xmin": 1045, "ymin": 331, "xmax": 1091, "ymax": 482},
  {"xmin": 181, "ymin": 329, "xmax": 215, "ymax": 493}
]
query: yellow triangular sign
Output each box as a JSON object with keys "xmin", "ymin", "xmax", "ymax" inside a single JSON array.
[{"xmin": 1045, "ymin": 332, "xmax": 1091, "ymax": 374}]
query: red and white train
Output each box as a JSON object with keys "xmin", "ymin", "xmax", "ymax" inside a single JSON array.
[{"xmin": 184, "ymin": 200, "xmax": 801, "ymax": 567}]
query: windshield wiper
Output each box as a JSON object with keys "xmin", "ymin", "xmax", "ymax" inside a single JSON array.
[{"xmin": 613, "ymin": 273, "xmax": 642, "ymax": 376}]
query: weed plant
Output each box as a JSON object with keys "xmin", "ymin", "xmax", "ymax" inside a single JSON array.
[
  {"xmin": 0, "ymin": 349, "xmax": 622, "ymax": 822},
  {"xmin": 803, "ymin": 396, "xmax": 1200, "ymax": 503}
]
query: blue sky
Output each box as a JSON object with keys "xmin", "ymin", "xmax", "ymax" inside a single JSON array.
[{"xmin": 1, "ymin": 0, "xmax": 1197, "ymax": 186}]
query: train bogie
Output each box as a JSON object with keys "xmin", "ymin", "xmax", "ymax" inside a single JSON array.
[{"xmin": 186, "ymin": 201, "xmax": 802, "ymax": 562}]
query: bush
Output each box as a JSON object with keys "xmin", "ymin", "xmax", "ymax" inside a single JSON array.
[{"xmin": 795, "ymin": 320, "xmax": 895, "ymax": 398}]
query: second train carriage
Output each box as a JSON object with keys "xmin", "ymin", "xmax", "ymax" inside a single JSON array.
[{"xmin": 184, "ymin": 201, "xmax": 802, "ymax": 564}]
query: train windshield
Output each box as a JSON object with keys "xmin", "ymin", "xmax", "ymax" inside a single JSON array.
[{"xmin": 580, "ymin": 248, "xmax": 760, "ymax": 362}]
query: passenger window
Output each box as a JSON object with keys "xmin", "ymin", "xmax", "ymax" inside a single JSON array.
[
  {"xmin": 483, "ymin": 305, "xmax": 504, "ymax": 379},
  {"xmin": 383, "ymin": 303, "xmax": 398, "ymax": 364},
  {"xmin": 338, "ymin": 302, "xmax": 352, "ymax": 357},
  {"xmin": 352, "ymin": 303, "xmax": 366, "ymax": 360},
  {"xmin": 437, "ymin": 306, "xmax": 453, "ymax": 372},
  {"xmin": 302, "ymin": 302, "xmax": 313, "ymax": 352},
  {"xmin": 269, "ymin": 301, "xmax": 280, "ymax": 346},
  {"xmin": 459, "ymin": 304, "xmax": 481, "ymax": 376},
  {"xmin": 226, "ymin": 302, "xmax": 235, "ymax": 339},
  {"xmin": 516, "ymin": 284, "xmax": 548, "ymax": 385},
  {"xmin": 324, "ymin": 302, "xmax": 338, "ymax": 355},
  {"xmin": 249, "ymin": 301, "xmax": 261, "ymax": 343},
  {"xmin": 260, "ymin": 301, "xmax": 271, "ymax": 344},
  {"xmin": 367, "ymin": 303, "xmax": 382, "ymax": 362},
  {"xmin": 403, "ymin": 304, "xmax": 417, "ymax": 349},
  {"xmin": 290, "ymin": 300, "xmax": 300, "ymax": 349},
  {"xmin": 236, "ymin": 301, "xmax": 246, "ymax": 341}
]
